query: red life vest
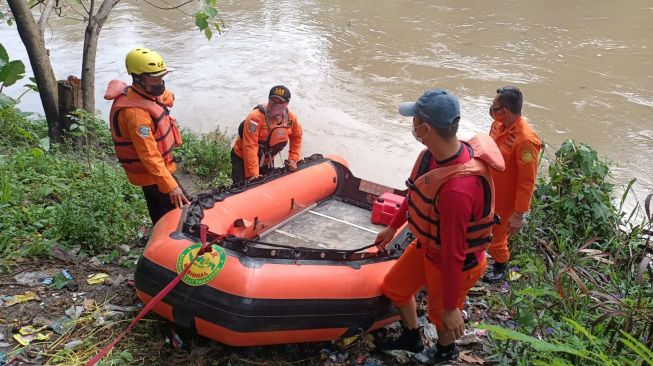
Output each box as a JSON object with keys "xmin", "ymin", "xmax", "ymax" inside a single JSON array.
[
  {"xmin": 106, "ymin": 81, "xmax": 182, "ymax": 174},
  {"xmin": 406, "ymin": 133, "xmax": 505, "ymax": 254}
]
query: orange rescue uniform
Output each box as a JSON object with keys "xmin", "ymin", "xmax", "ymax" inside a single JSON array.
[
  {"xmin": 488, "ymin": 116, "xmax": 541, "ymax": 263},
  {"xmin": 382, "ymin": 134, "xmax": 504, "ymax": 328},
  {"xmin": 104, "ymin": 80, "xmax": 181, "ymax": 193},
  {"xmin": 233, "ymin": 106, "xmax": 303, "ymax": 179}
]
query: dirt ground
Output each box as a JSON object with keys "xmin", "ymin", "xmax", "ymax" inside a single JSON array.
[{"xmin": 0, "ymin": 249, "xmax": 506, "ymax": 366}]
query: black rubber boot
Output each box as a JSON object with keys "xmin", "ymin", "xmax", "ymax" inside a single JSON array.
[
  {"xmin": 375, "ymin": 325, "xmax": 424, "ymax": 353},
  {"xmin": 413, "ymin": 343, "xmax": 460, "ymax": 365},
  {"xmin": 483, "ymin": 261, "xmax": 508, "ymax": 283}
]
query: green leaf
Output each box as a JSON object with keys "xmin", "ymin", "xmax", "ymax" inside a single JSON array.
[
  {"xmin": 30, "ymin": 147, "xmax": 44, "ymax": 159},
  {"xmin": 479, "ymin": 324, "xmax": 586, "ymax": 356},
  {"xmin": 0, "ymin": 93, "xmax": 15, "ymax": 108},
  {"xmin": 204, "ymin": 5, "xmax": 218, "ymax": 18},
  {"xmin": 0, "ymin": 43, "xmax": 8, "ymax": 67},
  {"xmin": 204, "ymin": 27, "xmax": 212, "ymax": 40},
  {"xmin": 195, "ymin": 13, "xmax": 209, "ymax": 30},
  {"xmin": 52, "ymin": 273, "xmax": 68, "ymax": 290},
  {"xmin": 619, "ymin": 331, "xmax": 653, "ymax": 365},
  {"xmin": 39, "ymin": 137, "xmax": 50, "ymax": 152},
  {"xmin": 0, "ymin": 60, "xmax": 26, "ymax": 87},
  {"xmin": 120, "ymin": 350, "xmax": 133, "ymax": 361}
]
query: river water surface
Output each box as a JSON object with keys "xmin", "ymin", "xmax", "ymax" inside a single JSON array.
[{"xmin": 2, "ymin": 0, "xmax": 652, "ymax": 204}]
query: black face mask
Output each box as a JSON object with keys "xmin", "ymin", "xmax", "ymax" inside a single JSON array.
[{"xmin": 147, "ymin": 80, "xmax": 166, "ymax": 97}]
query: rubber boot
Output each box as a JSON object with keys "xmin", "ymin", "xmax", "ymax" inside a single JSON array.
[
  {"xmin": 483, "ymin": 261, "xmax": 508, "ymax": 283},
  {"xmin": 414, "ymin": 343, "xmax": 460, "ymax": 365},
  {"xmin": 375, "ymin": 325, "xmax": 424, "ymax": 353}
]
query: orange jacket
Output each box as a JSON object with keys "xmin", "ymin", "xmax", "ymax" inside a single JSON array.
[
  {"xmin": 233, "ymin": 104, "xmax": 303, "ymax": 179},
  {"xmin": 104, "ymin": 80, "xmax": 181, "ymax": 193},
  {"xmin": 407, "ymin": 133, "xmax": 505, "ymax": 253},
  {"xmin": 489, "ymin": 116, "xmax": 541, "ymax": 212}
]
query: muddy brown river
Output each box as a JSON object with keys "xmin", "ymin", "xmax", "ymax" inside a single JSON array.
[{"xmin": 2, "ymin": 0, "xmax": 652, "ymax": 207}]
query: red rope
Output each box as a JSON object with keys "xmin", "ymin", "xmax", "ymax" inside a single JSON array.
[{"xmin": 85, "ymin": 225, "xmax": 217, "ymax": 366}]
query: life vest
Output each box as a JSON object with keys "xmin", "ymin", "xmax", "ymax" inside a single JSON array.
[
  {"xmin": 238, "ymin": 104, "xmax": 292, "ymax": 167},
  {"xmin": 406, "ymin": 133, "xmax": 505, "ymax": 254},
  {"xmin": 106, "ymin": 80, "xmax": 182, "ymax": 174}
]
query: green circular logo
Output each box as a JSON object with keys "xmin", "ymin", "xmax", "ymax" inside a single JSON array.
[{"xmin": 176, "ymin": 243, "xmax": 227, "ymax": 286}]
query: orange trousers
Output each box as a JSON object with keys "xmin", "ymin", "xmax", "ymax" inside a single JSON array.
[
  {"xmin": 381, "ymin": 241, "xmax": 486, "ymax": 329},
  {"xmin": 488, "ymin": 208, "xmax": 513, "ymax": 264}
]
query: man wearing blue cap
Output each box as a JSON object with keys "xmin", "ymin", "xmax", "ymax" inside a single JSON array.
[{"xmin": 374, "ymin": 89, "xmax": 504, "ymax": 364}]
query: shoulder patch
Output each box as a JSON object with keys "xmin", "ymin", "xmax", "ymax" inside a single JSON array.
[
  {"xmin": 138, "ymin": 125, "xmax": 151, "ymax": 138},
  {"xmin": 521, "ymin": 150, "xmax": 535, "ymax": 163},
  {"xmin": 248, "ymin": 121, "xmax": 258, "ymax": 133}
]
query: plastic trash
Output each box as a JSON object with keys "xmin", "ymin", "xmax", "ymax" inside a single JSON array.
[
  {"xmin": 40, "ymin": 278, "xmax": 53, "ymax": 285},
  {"xmin": 341, "ymin": 335, "xmax": 359, "ymax": 347},
  {"xmin": 87, "ymin": 273, "xmax": 110, "ymax": 285},
  {"xmin": 60, "ymin": 269, "xmax": 74, "ymax": 281},
  {"xmin": 64, "ymin": 339, "xmax": 83, "ymax": 349},
  {"xmin": 13, "ymin": 333, "xmax": 50, "ymax": 346},
  {"xmin": 64, "ymin": 305, "xmax": 84, "ymax": 320},
  {"xmin": 3, "ymin": 292, "xmax": 38, "ymax": 307},
  {"xmin": 508, "ymin": 270, "xmax": 522, "ymax": 281},
  {"xmin": 18, "ymin": 326, "xmax": 46, "ymax": 336},
  {"xmin": 49, "ymin": 316, "xmax": 73, "ymax": 335},
  {"xmin": 13, "ymin": 271, "xmax": 49, "ymax": 286}
]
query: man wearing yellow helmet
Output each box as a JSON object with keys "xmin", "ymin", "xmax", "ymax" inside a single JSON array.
[{"xmin": 104, "ymin": 47, "xmax": 189, "ymax": 225}]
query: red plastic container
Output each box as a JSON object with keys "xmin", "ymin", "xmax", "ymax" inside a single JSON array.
[{"xmin": 371, "ymin": 192, "xmax": 404, "ymax": 225}]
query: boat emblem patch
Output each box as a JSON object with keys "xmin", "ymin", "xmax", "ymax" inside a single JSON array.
[{"xmin": 176, "ymin": 243, "xmax": 227, "ymax": 286}]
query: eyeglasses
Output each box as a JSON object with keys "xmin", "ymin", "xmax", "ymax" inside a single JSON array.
[{"xmin": 491, "ymin": 105, "xmax": 505, "ymax": 113}]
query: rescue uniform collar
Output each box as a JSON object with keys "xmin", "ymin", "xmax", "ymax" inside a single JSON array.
[{"xmin": 496, "ymin": 116, "xmax": 525, "ymax": 134}]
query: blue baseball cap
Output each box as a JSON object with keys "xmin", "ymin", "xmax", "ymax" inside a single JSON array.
[{"xmin": 398, "ymin": 89, "xmax": 460, "ymax": 128}]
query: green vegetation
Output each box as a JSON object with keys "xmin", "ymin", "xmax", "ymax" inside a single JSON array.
[
  {"xmin": 176, "ymin": 128, "xmax": 233, "ymax": 189},
  {"xmin": 481, "ymin": 140, "xmax": 653, "ymax": 365},
  {"xmin": 0, "ymin": 107, "xmax": 148, "ymax": 268},
  {"xmin": 0, "ymin": 105, "xmax": 233, "ymax": 269}
]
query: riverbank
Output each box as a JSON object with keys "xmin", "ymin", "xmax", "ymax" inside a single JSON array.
[{"xmin": 0, "ymin": 106, "xmax": 651, "ymax": 365}]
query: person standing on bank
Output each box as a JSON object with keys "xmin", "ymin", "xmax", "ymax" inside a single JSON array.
[
  {"xmin": 104, "ymin": 47, "xmax": 189, "ymax": 225},
  {"xmin": 374, "ymin": 89, "xmax": 504, "ymax": 364},
  {"xmin": 483, "ymin": 86, "xmax": 541, "ymax": 283},
  {"xmin": 231, "ymin": 85, "xmax": 303, "ymax": 183}
]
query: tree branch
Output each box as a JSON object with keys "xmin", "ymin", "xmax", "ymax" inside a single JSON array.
[
  {"xmin": 87, "ymin": 0, "xmax": 94, "ymax": 28},
  {"xmin": 142, "ymin": 0, "xmax": 193, "ymax": 10},
  {"xmin": 37, "ymin": 0, "xmax": 55, "ymax": 39},
  {"xmin": 30, "ymin": 0, "xmax": 46, "ymax": 10},
  {"xmin": 78, "ymin": 0, "xmax": 90, "ymax": 16}
]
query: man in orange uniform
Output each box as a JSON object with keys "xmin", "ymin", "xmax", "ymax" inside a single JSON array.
[
  {"xmin": 231, "ymin": 85, "xmax": 303, "ymax": 183},
  {"xmin": 104, "ymin": 47, "xmax": 189, "ymax": 225},
  {"xmin": 375, "ymin": 89, "xmax": 504, "ymax": 364},
  {"xmin": 483, "ymin": 86, "xmax": 541, "ymax": 283}
]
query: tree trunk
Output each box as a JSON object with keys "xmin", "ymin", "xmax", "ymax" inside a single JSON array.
[
  {"xmin": 7, "ymin": 0, "xmax": 61, "ymax": 142},
  {"xmin": 81, "ymin": 0, "xmax": 120, "ymax": 113},
  {"xmin": 58, "ymin": 76, "xmax": 82, "ymax": 131}
]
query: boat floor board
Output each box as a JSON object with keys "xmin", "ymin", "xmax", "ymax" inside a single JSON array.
[{"xmin": 261, "ymin": 199, "xmax": 385, "ymax": 250}]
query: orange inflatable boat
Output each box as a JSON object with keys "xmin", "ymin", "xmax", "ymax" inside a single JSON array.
[{"xmin": 134, "ymin": 154, "xmax": 412, "ymax": 346}]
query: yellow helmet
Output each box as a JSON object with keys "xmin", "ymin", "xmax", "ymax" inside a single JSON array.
[{"xmin": 125, "ymin": 47, "xmax": 168, "ymax": 76}]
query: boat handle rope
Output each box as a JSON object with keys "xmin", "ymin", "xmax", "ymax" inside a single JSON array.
[
  {"xmin": 224, "ymin": 236, "xmax": 382, "ymax": 254},
  {"xmin": 86, "ymin": 225, "xmax": 221, "ymax": 366}
]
